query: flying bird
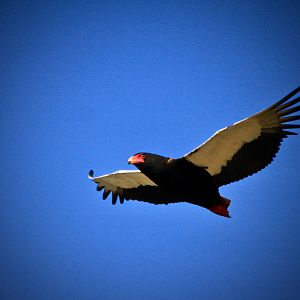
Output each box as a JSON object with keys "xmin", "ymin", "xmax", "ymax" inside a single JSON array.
[{"xmin": 89, "ymin": 87, "xmax": 300, "ymax": 217}]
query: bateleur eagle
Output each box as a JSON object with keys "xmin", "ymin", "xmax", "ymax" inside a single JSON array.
[{"xmin": 89, "ymin": 87, "xmax": 300, "ymax": 217}]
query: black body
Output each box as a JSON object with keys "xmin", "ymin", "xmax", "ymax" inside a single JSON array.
[{"xmin": 134, "ymin": 154, "xmax": 222, "ymax": 208}]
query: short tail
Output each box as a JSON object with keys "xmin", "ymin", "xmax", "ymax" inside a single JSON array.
[{"xmin": 208, "ymin": 196, "xmax": 231, "ymax": 218}]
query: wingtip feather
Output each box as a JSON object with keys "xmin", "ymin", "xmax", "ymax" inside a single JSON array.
[
  {"xmin": 112, "ymin": 192, "xmax": 118, "ymax": 205},
  {"xmin": 103, "ymin": 189, "xmax": 111, "ymax": 200},
  {"xmin": 88, "ymin": 170, "xmax": 94, "ymax": 180},
  {"xmin": 268, "ymin": 87, "xmax": 300, "ymax": 110}
]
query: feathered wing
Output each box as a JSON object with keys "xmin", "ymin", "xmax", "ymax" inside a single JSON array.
[
  {"xmin": 184, "ymin": 87, "xmax": 300, "ymax": 187},
  {"xmin": 88, "ymin": 170, "xmax": 180, "ymax": 205}
]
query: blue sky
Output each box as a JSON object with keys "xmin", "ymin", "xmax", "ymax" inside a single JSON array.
[{"xmin": 1, "ymin": 1, "xmax": 300, "ymax": 299}]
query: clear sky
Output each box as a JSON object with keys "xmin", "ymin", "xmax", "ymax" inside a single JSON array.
[{"xmin": 1, "ymin": 1, "xmax": 300, "ymax": 299}]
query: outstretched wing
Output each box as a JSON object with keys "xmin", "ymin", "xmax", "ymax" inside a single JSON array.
[
  {"xmin": 184, "ymin": 87, "xmax": 300, "ymax": 187},
  {"xmin": 88, "ymin": 170, "xmax": 180, "ymax": 205}
]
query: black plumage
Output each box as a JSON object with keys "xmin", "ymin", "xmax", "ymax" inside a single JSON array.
[{"xmin": 89, "ymin": 87, "xmax": 300, "ymax": 217}]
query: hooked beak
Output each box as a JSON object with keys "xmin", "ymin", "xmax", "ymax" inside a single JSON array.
[
  {"xmin": 128, "ymin": 156, "xmax": 134, "ymax": 164},
  {"xmin": 128, "ymin": 155, "xmax": 144, "ymax": 165}
]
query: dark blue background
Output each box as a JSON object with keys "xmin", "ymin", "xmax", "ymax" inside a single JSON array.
[{"xmin": 1, "ymin": 1, "xmax": 299, "ymax": 299}]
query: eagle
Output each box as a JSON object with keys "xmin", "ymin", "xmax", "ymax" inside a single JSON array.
[{"xmin": 89, "ymin": 87, "xmax": 300, "ymax": 217}]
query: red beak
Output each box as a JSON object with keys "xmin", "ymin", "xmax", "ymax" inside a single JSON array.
[{"xmin": 128, "ymin": 155, "xmax": 144, "ymax": 165}]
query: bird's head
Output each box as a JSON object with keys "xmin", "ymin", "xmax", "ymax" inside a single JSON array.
[
  {"xmin": 128, "ymin": 152, "xmax": 170, "ymax": 173},
  {"xmin": 128, "ymin": 152, "xmax": 147, "ymax": 165}
]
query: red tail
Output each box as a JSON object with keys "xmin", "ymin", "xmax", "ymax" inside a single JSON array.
[{"xmin": 208, "ymin": 196, "xmax": 231, "ymax": 218}]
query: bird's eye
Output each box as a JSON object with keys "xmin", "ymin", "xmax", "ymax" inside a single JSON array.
[{"xmin": 141, "ymin": 154, "xmax": 145, "ymax": 159}]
